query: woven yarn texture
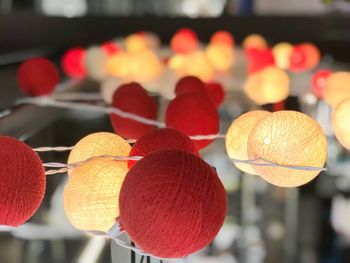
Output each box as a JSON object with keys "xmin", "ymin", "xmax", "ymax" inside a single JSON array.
[
  {"xmin": 324, "ymin": 71, "xmax": 350, "ymax": 108},
  {"xmin": 175, "ymin": 76, "xmax": 206, "ymax": 97},
  {"xmin": 332, "ymin": 98, "xmax": 350, "ymax": 150}
]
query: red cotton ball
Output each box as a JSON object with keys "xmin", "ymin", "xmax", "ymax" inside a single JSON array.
[
  {"xmin": 246, "ymin": 48, "xmax": 275, "ymax": 74},
  {"xmin": 17, "ymin": 57, "xmax": 59, "ymax": 96},
  {"xmin": 289, "ymin": 43, "xmax": 321, "ymax": 72},
  {"xmin": 170, "ymin": 28, "xmax": 199, "ymax": 54},
  {"xmin": 165, "ymin": 93, "xmax": 219, "ymax": 150},
  {"xmin": 110, "ymin": 82, "xmax": 158, "ymax": 139},
  {"xmin": 311, "ymin": 69, "xmax": 331, "ymax": 99},
  {"xmin": 175, "ymin": 75, "xmax": 207, "ymax": 97},
  {"xmin": 205, "ymin": 82, "xmax": 225, "ymax": 107},
  {"xmin": 128, "ymin": 128, "xmax": 198, "ymax": 168},
  {"xmin": 101, "ymin": 42, "xmax": 120, "ymax": 56},
  {"xmin": 119, "ymin": 150, "xmax": 227, "ymax": 258},
  {"xmin": 0, "ymin": 136, "xmax": 46, "ymax": 226},
  {"xmin": 61, "ymin": 47, "xmax": 86, "ymax": 78}
]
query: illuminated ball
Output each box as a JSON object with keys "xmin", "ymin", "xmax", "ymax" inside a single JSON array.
[
  {"xmin": 119, "ymin": 150, "xmax": 227, "ymax": 258},
  {"xmin": 244, "ymin": 66, "xmax": 290, "ymax": 105},
  {"xmin": 129, "ymin": 50, "xmax": 163, "ymax": 83},
  {"xmin": 311, "ymin": 69, "xmax": 331, "ymax": 99},
  {"xmin": 175, "ymin": 75, "xmax": 207, "ymax": 97},
  {"xmin": 17, "ymin": 57, "xmax": 59, "ymax": 96},
  {"xmin": 100, "ymin": 77, "xmax": 122, "ymax": 104},
  {"xmin": 205, "ymin": 43, "xmax": 234, "ymax": 72},
  {"xmin": 106, "ymin": 51, "xmax": 131, "ymax": 78},
  {"xmin": 64, "ymin": 158, "xmax": 127, "ymax": 232},
  {"xmin": 210, "ymin": 30, "xmax": 234, "ymax": 47},
  {"xmin": 205, "ymin": 82, "xmax": 225, "ymax": 107},
  {"xmin": 272, "ymin": 42, "xmax": 293, "ymax": 70},
  {"xmin": 225, "ymin": 111, "xmax": 271, "ymax": 175},
  {"xmin": 323, "ymin": 72, "xmax": 350, "ymax": 108},
  {"xmin": 101, "ymin": 41, "xmax": 120, "ymax": 55},
  {"xmin": 242, "ymin": 34, "xmax": 268, "ymax": 50},
  {"xmin": 246, "ymin": 48, "xmax": 275, "ymax": 74},
  {"xmin": 332, "ymin": 98, "xmax": 350, "ymax": 150},
  {"xmin": 168, "ymin": 54, "xmax": 186, "ymax": 72},
  {"xmin": 61, "ymin": 47, "xmax": 86, "ymax": 78},
  {"xmin": 143, "ymin": 31, "xmax": 161, "ymax": 50},
  {"xmin": 84, "ymin": 46, "xmax": 108, "ymax": 81},
  {"xmin": 302, "ymin": 43, "xmax": 321, "ymax": 69},
  {"xmin": 110, "ymin": 83, "xmax": 158, "ymax": 139},
  {"xmin": 289, "ymin": 43, "xmax": 320, "ymax": 71},
  {"xmin": 248, "ymin": 111, "xmax": 327, "ymax": 187},
  {"xmin": 183, "ymin": 51, "xmax": 215, "ymax": 82},
  {"xmin": 170, "ymin": 28, "xmax": 199, "ymax": 54},
  {"xmin": 68, "ymin": 132, "xmax": 131, "ymax": 165},
  {"xmin": 165, "ymin": 93, "xmax": 219, "ymax": 150},
  {"xmin": 125, "ymin": 33, "xmax": 148, "ymax": 54},
  {"xmin": 128, "ymin": 128, "xmax": 198, "ymax": 168},
  {"xmin": 0, "ymin": 136, "xmax": 46, "ymax": 226}
]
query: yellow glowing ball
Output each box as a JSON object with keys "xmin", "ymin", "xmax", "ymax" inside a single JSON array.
[
  {"xmin": 248, "ymin": 111, "xmax": 327, "ymax": 187},
  {"xmin": 272, "ymin": 42, "xmax": 293, "ymax": 70},
  {"xmin": 242, "ymin": 34, "xmax": 268, "ymax": 50},
  {"xmin": 168, "ymin": 54, "xmax": 186, "ymax": 71},
  {"xmin": 332, "ymin": 98, "xmax": 350, "ymax": 150},
  {"xmin": 68, "ymin": 132, "xmax": 131, "ymax": 165},
  {"xmin": 129, "ymin": 50, "xmax": 163, "ymax": 83},
  {"xmin": 64, "ymin": 158, "xmax": 128, "ymax": 232},
  {"xmin": 125, "ymin": 33, "xmax": 148, "ymax": 54},
  {"xmin": 323, "ymin": 72, "xmax": 350, "ymax": 108},
  {"xmin": 226, "ymin": 111, "xmax": 271, "ymax": 174},
  {"xmin": 84, "ymin": 46, "xmax": 108, "ymax": 81},
  {"xmin": 205, "ymin": 43, "xmax": 234, "ymax": 72},
  {"xmin": 106, "ymin": 52, "xmax": 131, "ymax": 78},
  {"xmin": 183, "ymin": 51, "xmax": 215, "ymax": 82},
  {"xmin": 244, "ymin": 66, "xmax": 290, "ymax": 105}
]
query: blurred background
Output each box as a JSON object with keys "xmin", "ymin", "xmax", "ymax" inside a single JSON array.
[{"xmin": 1, "ymin": 0, "xmax": 350, "ymax": 263}]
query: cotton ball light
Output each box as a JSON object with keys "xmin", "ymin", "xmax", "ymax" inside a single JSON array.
[
  {"xmin": 225, "ymin": 111, "xmax": 271, "ymax": 175},
  {"xmin": 106, "ymin": 51, "xmax": 131, "ymax": 78},
  {"xmin": 248, "ymin": 111, "xmax": 327, "ymax": 187},
  {"xmin": 165, "ymin": 93, "xmax": 219, "ymax": 150},
  {"xmin": 311, "ymin": 69, "xmax": 331, "ymax": 99},
  {"xmin": 0, "ymin": 136, "xmax": 46, "ymax": 226},
  {"xmin": 205, "ymin": 82, "xmax": 225, "ymax": 107},
  {"xmin": 272, "ymin": 42, "xmax": 293, "ymax": 70},
  {"xmin": 170, "ymin": 28, "xmax": 199, "ymax": 54},
  {"xmin": 246, "ymin": 48, "xmax": 275, "ymax": 74},
  {"xmin": 205, "ymin": 43, "xmax": 234, "ymax": 72},
  {"xmin": 119, "ymin": 150, "xmax": 227, "ymax": 258},
  {"xmin": 64, "ymin": 158, "xmax": 127, "ymax": 232},
  {"xmin": 242, "ymin": 34, "xmax": 268, "ymax": 50},
  {"xmin": 332, "ymin": 98, "xmax": 350, "ymax": 150},
  {"xmin": 244, "ymin": 66, "xmax": 289, "ymax": 105},
  {"xmin": 61, "ymin": 47, "xmax": 86, "ymax": 78},
  {"xmin": 110, "ymin": 82, "xmax": 158, "ymax": 139},
  {"xmin": 323, "ymin": 72, "xmax": 350, "ymax": 108},
  {"xmin": 68, "ymin": 132, "xmax": 131, "ymax": 166},
  {"xmin": 210, "ymin": 30, "xmax": 234, "ymax": 47},
  {"xmin": 128, "ymin": 128, "xmax": 198, "ymax": 168},
  {"xmin": 101, "ymin": 41, "xmax": 120, "ymax": 56},
  {"xmin": 125, "ymin": 33, "xmax": 148, "ymax": 54},
  {"xmin": 168, "ymin": 54, "xmax": 186, "ymax": 73},
  {"xmin": 84, "ymin": 46, "xmax": 108, "ymax": 81},
  {"xmin": 175, "ymin": 75, "xmax": 207, "ymax": 97},
  {"xmin": 183, "ymin": 51, "xmax": 215, "ymax": 82},
  {"xmin": 17, "ymin": 57, "xmax": 59, "ymax": 96},
  {"xmin": 289, "ymin": 43, "xmax": 320, "ymax": 72},
  {"xmin": 100, "ymin": 77, "xmax": 122, "ymax": 104}
]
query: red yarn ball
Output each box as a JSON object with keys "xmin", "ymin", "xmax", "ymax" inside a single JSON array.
[
  {"xmin": 170, "ymin": 28, "xmax": 198, "ymax": 54},
  {"xmin": 311, "ymin": 69, "xmax": 331, "ymax": 99},
  {"xmin": 128, "ymin": 128, "xmax": 198, "ymax": 168},
  {"xmin": 165, "ymin": 93, "xmax": 219, "ymax": 150},
  {"xmin": 175, "ymin": 76, "xmax": 207, "ymax": 97},
  {"xmin": 101, "ymin": 42, "xmax": 120, "ymax": 56},
  {"xmin": 205, "ymin": 82, "xmax": 225, "ymax": 107},
  {"xmin": 0, "ymin": 136, "xmax": 46, "ymax": 226},
  {"xmin": 61, "ymin": 47, "xmax": 86, "ymax": 78},
  {"xmin": 119, "ymin": 150, "xmax": 227, "ymax": 258},
  {"xmin": 17, "ymin": 57, "xmax": 59, "ymax": 96},
  {"xmin": 289, "ymin": 45, "xmax": 307, "ymax": 72},
  {"xmin": 110, "ymin": 82, "xmax": 158, "ymax": 139}
]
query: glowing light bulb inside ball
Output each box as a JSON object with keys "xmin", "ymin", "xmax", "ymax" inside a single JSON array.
[
  {"xmin": 183, "ymin": 51, "xmax": 215, "ymax": 82},
  {"xmin": 106, "ymin": 51, "xmax": 131, "ymax": 78},
  {"xmin": 170, "ymin": 28, "xmax": 199, "ymax": 54},
  {"xmin": 332, "ymin": 98, "xmax": 350, "ymax": 150},
  {"xmin": 311, "ymin": 69, "xmax": 331, "ymax": 99},
  {"xmin": 129, "ymin": 50, "xmax": 163, "ymax": 83},
  {"xmin": 84, "ymin": 46, "xmax": 108, "ymax": 81},
  {"xmin": 61, "ymin": 47, "xmax": 86, "ymax": 78},
  {"xmin": 205, "ymin": 43, "xmax": 234, "ymax": 72},
  {"xmin": 272, "ymin": 42, "xmax": 293, "ymax": 70},
  {"xmin": 125, "ymin": 33, "xmax": 148, "ymax": 54},
  {"xmin": 226, "ymin": 111, "xmax": 271, "ymax": 174},
  {"xmin": 244, "ymin": 66, "xmax": 289, "ymax": 105},
  {"xmin": 242, "ymin": 34, "xmax": 268, "ymax": 50},
  {"xmin": 210, "ymin": 30, "xmax": 234, "ymax": 47},
  {"xmin": 248, "ymin": 111, "xmax": 327, "ymax": 187},
  {"xmin": 323, "ymin": 71, "xmax": 350, "ymax": 108}
]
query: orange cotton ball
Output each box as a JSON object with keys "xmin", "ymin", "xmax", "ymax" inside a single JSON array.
[
  {"xmin": 225, "ymin": 111, "xmax": 271, "ymax": 175},
  {"xmin": 323, "ymin": 72, "xmax": 350, "ymax": 108},
  {"xmin": 106, "ymin": 51, "xmax": 131, "ymax": 78},
  {"xmin": 182, "ymin": 51, "xmax": 215, "ymax": 82},
  {"xmin": 206, "ymin": 43, "xmax": 234, "ymax": 72},
  {"xmin": 332, "ymin": 98, "xmax": 350, "ymax": 150},
  {"xmin": 210, "ymin": 30, "xmax": 234, "ymax": 47},
  {"xmin": 289, "ymin": 43, "xmax": 320, "ymax": 72},
  {"xmin": 242, "ymin": 34, "xmax": 268, "ymax": 50},
  {"xmin": 125, "ymin": 33, "xmax": 148, "ymax": 54},
  {"xmin": 110, "ymin": 82, "xmax": 158, "ymax": 139},
  {"xmin": 248, "ymin": 111, "xmax": 327, "ymax": 187},
  {"xmin": 244, "ymin": 66, "xmax": 290, "ymax": 105},
  {"xmin": 170, "ymin": 28, "xmax": 199, "ymax": 54},
  {"xmin": 129, "ymin": 50, "xmax": 163, "ymax": 83}
]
